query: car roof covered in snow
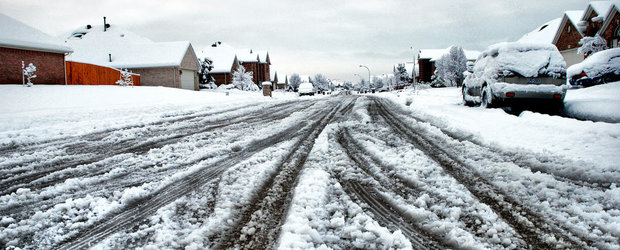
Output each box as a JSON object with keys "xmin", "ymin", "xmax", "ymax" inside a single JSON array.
[
  {"xmin": 0, "ymin": 13, "xmax": 72, "ymax": 53},
  {"xmin": 64, "ymin": 24, "xmax": 194, "ymax": 69},
  {"xmin": 476, "ymin": 42, "xmax": 566, "ymax": 78},
  {"xmin": 567, "ymin": 48, "xmax": 620, "ymax": 78}
]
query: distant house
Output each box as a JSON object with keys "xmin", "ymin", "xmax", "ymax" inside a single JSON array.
[
  {"xmin": 64, "ymin": 20, "xmax": 199, "ymax": 90},
  {"xmin": 0, "ymin": 13, "xmax": 72, "ymax": 84},
  {"xmin": 417, "ymin": 48, "xmax": 480, "ymax": 83},
  {"xmin": 272, "ymin": 71, "xmax": 288, "ymax": 89},
  {"xmin": 257, "ymin": 50, "xmax": 271, "ymax": 83},
  {"xmin": 237, "ymin": 49, "xmax": 260, "ymax": 84},
  {"xmin": 199, "ymin": 42, "xmax": 239, "ymax": 86}
]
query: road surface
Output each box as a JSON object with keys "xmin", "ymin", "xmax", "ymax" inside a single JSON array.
[{"xmin": 0, "ymin": 94, "xmax": 616, "ymax": 249}]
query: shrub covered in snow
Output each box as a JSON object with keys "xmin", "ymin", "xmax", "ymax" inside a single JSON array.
[
  {"xmin": 578, "ymin": 35, "xmax": 608, "ymax": 57},
  {"xmin": 232, "ymin": 65, "xmax": 259, "ymax": 91},
  {"xmin": 22, "ymin": 62, "xmax": 37, "ymax": 87},
  {"xmin": 115, "ymin": 68, "xmax": 134, "ymax": 87}
]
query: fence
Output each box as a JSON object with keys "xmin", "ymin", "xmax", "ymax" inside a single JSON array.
[{"xmin": 66, "ymin": 61, "xmax": 140, "ymax": 86}]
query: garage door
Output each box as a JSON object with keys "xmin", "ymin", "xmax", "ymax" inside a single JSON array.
[{"xmin": 181, "ymin": 70, "xmax": 195, "ymax": 90}]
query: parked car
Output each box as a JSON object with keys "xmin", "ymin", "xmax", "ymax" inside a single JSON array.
[
  {"xmin": 298, "ymin": 82, "xmax": 315, "ymax": 96},
  {"xmin": 462, "ymin": 42, "xmax": 567, "ymax": 109},
  {"xmin": 567, "ymin": 48, "xmax": 620, "ymax": 88}
]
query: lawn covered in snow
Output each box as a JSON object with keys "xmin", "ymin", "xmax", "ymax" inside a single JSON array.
[{"xmin": 0, "ymin": 85, "xmax": 308, "ymax": 146}]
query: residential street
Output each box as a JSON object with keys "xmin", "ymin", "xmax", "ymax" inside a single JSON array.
[{"xmin": 1, "ymin": 93, "xmax": 617, "ymax": 249}]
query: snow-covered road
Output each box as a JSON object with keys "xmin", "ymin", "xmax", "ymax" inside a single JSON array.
[{"xmin": 1, "ymin": 91, "xmax": 618, "ymax": 249}]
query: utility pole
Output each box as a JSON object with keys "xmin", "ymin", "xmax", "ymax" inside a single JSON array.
[{"xmin": 410, "ymin": 46, "xmax": 417, "ymax": 90}]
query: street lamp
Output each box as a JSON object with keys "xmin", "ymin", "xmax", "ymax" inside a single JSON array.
[
  {"xmin": 359, "ymin": 65, "xmax": 370, "ymax": 89},
  {"xmin": 410, "ymin": 47, "xmax": 417, "ymax": 88}
]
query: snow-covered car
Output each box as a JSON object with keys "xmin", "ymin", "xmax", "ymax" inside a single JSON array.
[
  {"xmin": 462, "ymin": 42, "xmax": 567, "ymax": 109},
  {"xmin": 567, "ymin": 48, "xmax": 620, "ymax": 88},
  {"xmin": 298, "ymin": 82, "xmax": 315, "ymax": 96}
]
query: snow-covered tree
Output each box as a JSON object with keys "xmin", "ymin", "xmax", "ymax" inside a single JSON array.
[
  {"xmin": 22, "ymin": 62, "xmax": 37, "ymax": 87},
  {"xmin": 433, "ymin": 46, "xmax": 467, "ymax": 87},
  {"xmin": 115, "ymin": 68, "xmax": 134, "ymax": 86},
  {"xmin": 289, "ymin": 73, "xmax": 302, "ymax": 91},
  {"xmin": 313, "ymin": 74, "xmax": 330, "ymax": 91},
  {"xmin": 233, "ymin": 65, "xmax": 259, "ymax": 91},
  {"xmin": 198, "ymin": 57, "xmax": 216, "ymax": 89},
  {"xmin": 394, "ymin": 63, "xmax": 410, "ymax": 87},
  {"xmin": 578, "ymin": 34, "xmax": 608, "ymax": 57},
  {"xmin": 343, "ymin": 81, "xmax": 354, "ymax": 90},
  {"xmin": 372, "ymin": 76, "xmax": 384, "ymax": 90}
]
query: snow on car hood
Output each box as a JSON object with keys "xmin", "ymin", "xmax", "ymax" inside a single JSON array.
[
  {"xmin": 475, "ymin": 42, "xmax": 566, "ymax": 79},
  {"xmin": 567, "ymin": 48, "xmax": 620, "ymax": 79}
]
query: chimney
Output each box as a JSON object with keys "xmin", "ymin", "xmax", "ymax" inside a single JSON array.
[
  {"xmin": 108, "ymin": 54, "xmax": 112, "ymax": 62},
  {"xmin": 103, "ymin": 17, "xmax": 107, "ymax": 31}
]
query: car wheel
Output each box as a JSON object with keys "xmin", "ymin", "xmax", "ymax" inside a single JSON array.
[
  {"xmin": 481, "ymin": 86, "xmax": 493, "ymax": 108},
  {"xmin": 462, "ymin": 87, "xmax": 474, "ymax": 106}
]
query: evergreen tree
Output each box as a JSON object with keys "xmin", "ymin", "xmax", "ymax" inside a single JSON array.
[
  {"xmin": 233, "ymin": 65, "xmax": 258, "ymax": 91},
  {"xmin": 198, "ymin": 57, "xmax": 216, "ymax": 89},
  {"xmin": 394, "ymin": 63, "xmax": 411, "ymax": 87}
]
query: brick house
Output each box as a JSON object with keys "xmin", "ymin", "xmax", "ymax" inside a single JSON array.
[
  {"xmin": 0, "ymin": 13, "xmax": 72, "ymax": 84},
  {"xmin": 64, "ymin": 22, "xmax": 199, "ymax": 90},
  {"xmin": 552, "ymin": 11, "xmax": 586, "ymax": 66},
  {"xmin": 600, "ymin": 4, "xmax": 620, "ymax": 48},
  {"xmin": 198, "ymin": 42, "xmax": 239, "ymax": 86}
]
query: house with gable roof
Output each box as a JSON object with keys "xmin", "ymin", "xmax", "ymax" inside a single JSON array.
[
  {"xmin": 0, "ymin": 13, "xmax": 73, "ymax": 84},
  {"xmin": 272, "ymin": 71, "xmax": 288, "ymax": 90},
  {"xmin": 64, "ymin": 19, "xmax": 199, "ymax": 90},
  {"xmin": 198, "ymin": 42, "xmax": 239, "ymax": 86},
  {"xmin": 551, "ymin": 11, "xmax": 586, "ymax": 65}
]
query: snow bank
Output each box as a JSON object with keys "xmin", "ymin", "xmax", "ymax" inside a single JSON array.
[{"xmin": 564, "ymin": 81, "xmax": 620, "ymax": 123}]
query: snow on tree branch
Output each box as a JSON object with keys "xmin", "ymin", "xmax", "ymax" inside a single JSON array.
[
  {"xmin": 233, "ymin": 65, "xmax": 259, "ymax": 91},
  {"xmin": 22, "ymin": 62, "xmax": 37, "ymax": 87},
  {"xmin": 578, "ymin": 35, "xmax": 608, "ymax": 57}
]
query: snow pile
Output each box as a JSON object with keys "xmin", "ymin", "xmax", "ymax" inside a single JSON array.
[
  {"xmin": 567, "ymin": 48, "xmax": 620, "ymax": 79},
  {"xmin": 564, "ymin": 81, "xmax": 620, "ymax": 123},
  {"xmin": 0, "ymin": 13, "xmax": 72, "ymax": 53},
  {"xmin": 475, "ymin": 42, "xmax": 566, "ymax": 79}
]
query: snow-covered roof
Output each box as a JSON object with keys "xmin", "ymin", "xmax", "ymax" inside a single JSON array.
[
  {"xmin": 277, "ymin": 74, "xmax": 287, "ymax": 84},
  {"xmin": 518, "ymin": 18, "xmax": 562, "ymax": 44},
  {"xmin": 237, "ymin": 49, "xmax": 259, "ymax": 63},
  {"xmin": 0, "ymin": 13, "xmax": 72, "ymax": 53},
  {"xmin": 583, "ymin": 1, "xmax": 619, "ymax": 22},
  {"xmin": 198, "ymin": 43, "xmax": 237, "ymax": 73},
  {"xmin": 64, "ymin": 24, "xmax": 194, "ymax": 69},
  {"xmin": 418, "ymin": 49, "xmax": 445, "ymax": 60}
]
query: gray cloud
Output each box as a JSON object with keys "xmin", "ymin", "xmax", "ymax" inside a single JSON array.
[{"xmin": 0, "ymin": 0, "xmax": 588, "ymax": 82}]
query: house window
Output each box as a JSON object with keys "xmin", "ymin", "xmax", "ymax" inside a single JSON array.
[
  {"xmin": 567, "ymin": 25, "xmax": 571, "ymax": 33},
  {"xmin": 616, "ymin": 26, "xmax": 620, "ymax": 37}
]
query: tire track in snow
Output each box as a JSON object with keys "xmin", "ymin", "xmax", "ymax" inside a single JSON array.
[
  {"xmin": 53, "ymin": 100, "xmax": 326, "ymax": 250},
  {"xmin": 334, "ymin": 128, "xmax": 445, "ymax": 250},
  {"xmin": 376, "ymin": 97, "xmax": 614, "ymax": 189},
  {"xmin": 215, "ymin": 97, "xmax": 355, "ymax": 250},
  {"xmin": 370, "ymin": 98, "xmax": 590, "ymax": 249},
  {"xmin": 337, "ymin": 127, "xmax": 528, "ymax": 248}
]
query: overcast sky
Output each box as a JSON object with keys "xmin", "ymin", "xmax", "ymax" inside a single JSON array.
[{"xmin": 1, "ymin": 0, "xmax": 589, "ymax": 82}]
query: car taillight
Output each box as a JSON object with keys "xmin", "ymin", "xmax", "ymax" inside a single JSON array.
[
  {"xmin": 553, "ymin": 94, "xmax": 563, "ymax": 99},
  {"xmin": 573, "ymin": 72, "xmax": 587, "ymax": 80},
  {"xmin": 506, "ymin": 92, "xmax": 515, "ymax": 97}
]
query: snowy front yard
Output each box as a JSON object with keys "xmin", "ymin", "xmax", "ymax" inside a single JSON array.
[{"xmin": 0, "ymin": 84, "xmax": 618, "ymax": 249}]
